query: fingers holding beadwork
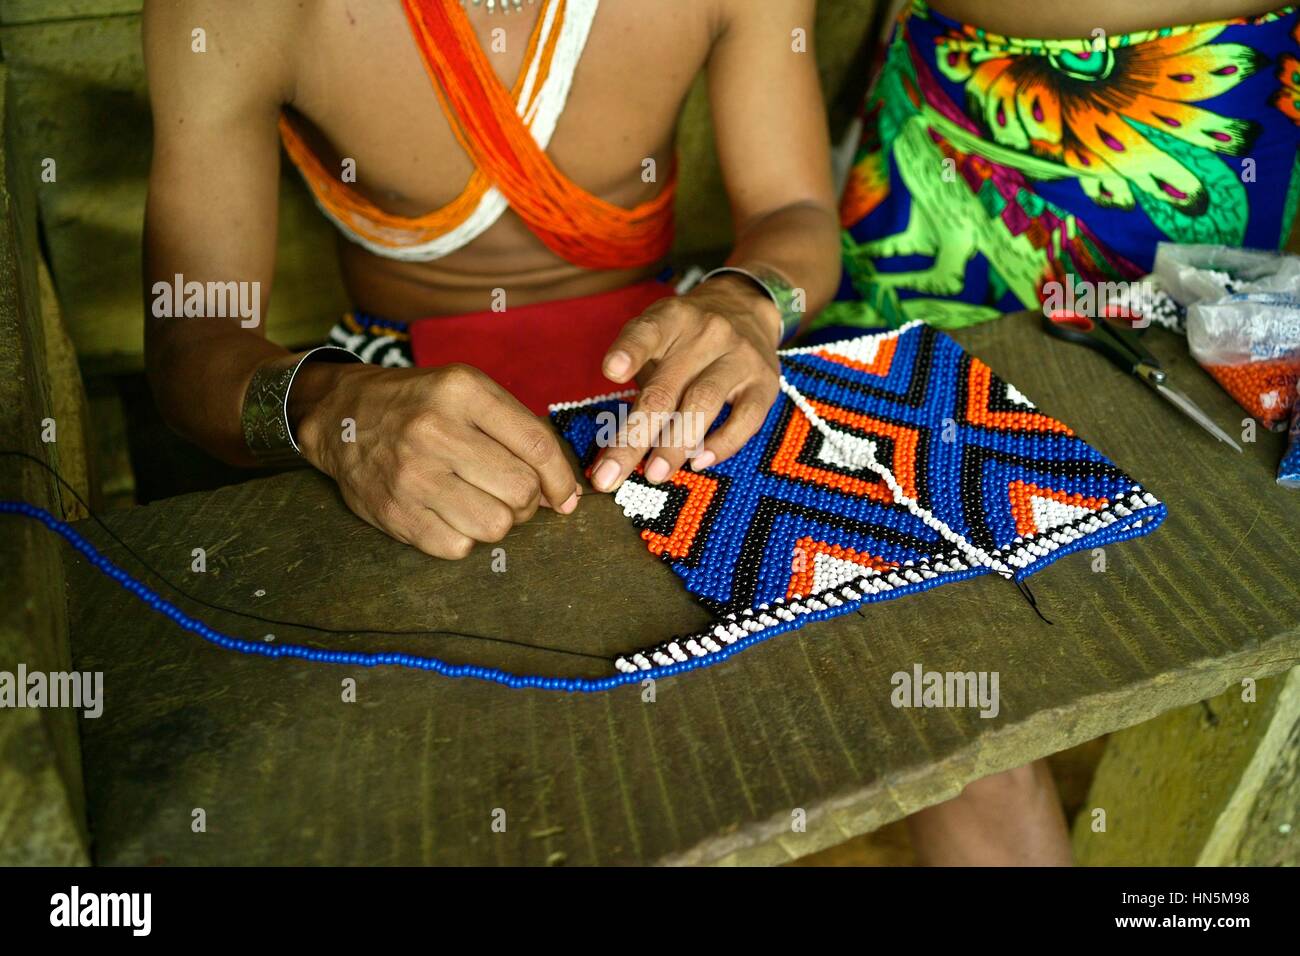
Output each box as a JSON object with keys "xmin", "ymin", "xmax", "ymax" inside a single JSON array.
[
  {"xmin": 453, "ymin": 443, "xmax": 542, "ymax": 523},
  {"xmin": 591, "ymin": 375, "xmax": 682, "ymax": 490},
  {"xmin": 684, "ymin": 356, "xmax": 747, "ymax": 437},
  {"xmin": 645, "ymin": 356, "xmax": 743, "ymax": 482},
  {"xmin": 625, "ymin": 331, "xmax": 741, "ymax": 481},
  {"xmin": 602, "ymin": 306, "xmax": 678, "ymax": 383},
  {"xmin": 643, "ymin": 440, "xmax": 691, "ymax": 486},
  {"xmin": 429, "ymin": 474, "xmax": 517, "ymax": 544},
  {"xmin": 472, "ymin": 392, "xmax": 580, "ymax": 515},
  {"xmin": 693, "ymin": 379, "xmax": 779, "ymax": 469}
]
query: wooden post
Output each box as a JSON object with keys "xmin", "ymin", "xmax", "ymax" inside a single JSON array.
[
  {"xmin": 1074, "ymin": 667, "xmax": 1300, "ymax": 866},
  {"xmin": 0, "ymin": 63, "xmax": 91, "ymax": 865}
]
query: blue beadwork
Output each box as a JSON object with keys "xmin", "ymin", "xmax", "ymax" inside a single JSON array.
[{"xmin": 552, "ymin": 322, "xmax": 1168, "ymax": 672}]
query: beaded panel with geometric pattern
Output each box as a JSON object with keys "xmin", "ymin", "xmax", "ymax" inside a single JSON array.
[{"xmin": 552, "ymin": 321, "xmax": 1166, "ymax": 675}]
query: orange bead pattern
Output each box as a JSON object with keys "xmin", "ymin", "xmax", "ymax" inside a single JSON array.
[
  {"xmin": 786, "ymin": 537, "xmax": 897, "ymax": 601},
  {"xmin": 638, "ymin": 468, "xmax": 720, "ymax": 562},
  {"xmin": 965, "ymin": 359, "xmax": 1074, "ymax": 436},
  {"xmin": 1007, "ymin": 480, "xmax": 1108, "ymax": 538},
  {"xmin": 767, "ymin": 398, "xmax": 921, "ymax": 502}
]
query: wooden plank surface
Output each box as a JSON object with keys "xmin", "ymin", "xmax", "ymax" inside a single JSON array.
[
  {"xmin": 0, "ymin": 63, "xmax": 89, "ymax": 865},
  {"xmin": 62, "ymin": 314, "xmax": 1300, "ymax": 865}
]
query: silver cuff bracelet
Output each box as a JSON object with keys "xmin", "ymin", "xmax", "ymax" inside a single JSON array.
[
  {"xmin": 241, "ymin": 345, "xmax": 362, "ymax": 467},
  {"xmin": 699, "ymin": 266, "xmax": 803, "ymax": 344}
]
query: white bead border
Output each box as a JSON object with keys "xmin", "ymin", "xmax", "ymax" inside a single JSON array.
[{"xmin": 612, "ymin": 488, "xmax": 1163, "ymax": 674}]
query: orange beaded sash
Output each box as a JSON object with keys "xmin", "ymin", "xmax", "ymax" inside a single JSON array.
[
  {"xmin": 402, "ymin": 0, "xmax": 675, "ymax": 268},
  {"xmin": 279, "ymin": 0, "xmax": 676, "ymax": 269}
]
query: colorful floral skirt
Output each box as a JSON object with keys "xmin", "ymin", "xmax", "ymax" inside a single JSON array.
[{"xmin": 815, "ymin": 1, "xmax": 1300, "ymax": 339}]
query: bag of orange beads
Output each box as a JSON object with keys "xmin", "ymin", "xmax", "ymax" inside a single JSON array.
[{"xmin": 1187, "ymin": 291, "xmax": 1300, "ymax": 432}]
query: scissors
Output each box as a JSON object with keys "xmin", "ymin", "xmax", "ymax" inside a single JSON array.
[{"xmin": 1042, "ymin": 306, "xmax": 1242, "ymax": 452}]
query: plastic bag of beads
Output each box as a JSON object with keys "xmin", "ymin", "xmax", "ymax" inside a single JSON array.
[
  {"xmin": 1131, "ymin": 273, "xmax": 1187, "ymax": 334},
  {"xmin": 1280, "ymin": 384, "xmax": 1300, "ymax": 490},
  {"xmin": 1153, "ymin": 243, "xmax": 1300, "ymax": 307},
  {"xmin": 1186, "ymin": 291, "xmax": 1300, "ymax": 431}
]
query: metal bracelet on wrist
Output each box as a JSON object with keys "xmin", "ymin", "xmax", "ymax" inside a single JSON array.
[
  {"xmin": 241, "ymin": 345, "xmax": 363, "ymax": 467},
  {"xmin": 698, "ymin": 266, "xmax": 803, "ymax": 344}
]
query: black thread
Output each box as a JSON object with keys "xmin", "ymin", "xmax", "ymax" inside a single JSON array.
[
  {"xmin": 0, "ymin": 449, "xmax": 610, "ymax": 662},
  {"xmin": 1014, "ymin": 577, "xmax": 1054, "ymax": 626}
]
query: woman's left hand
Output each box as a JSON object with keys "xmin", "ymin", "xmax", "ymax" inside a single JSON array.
[{"xmin": 589, "ymin": 274, "xmax": 783, "ymax": 493}]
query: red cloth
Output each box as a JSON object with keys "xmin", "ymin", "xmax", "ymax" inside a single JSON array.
[{"xmin": 409, "ymin": 279, "xmax": 673, "ymax": 415}]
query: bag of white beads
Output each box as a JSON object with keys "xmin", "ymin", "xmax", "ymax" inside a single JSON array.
[{"xmin": 1152, "ymin": 243, "xmax": 1300, "ymax": 306}]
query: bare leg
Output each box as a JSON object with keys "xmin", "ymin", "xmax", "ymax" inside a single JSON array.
[{"xmin": 906, "ymin": 759, "xmax": 1073, "ymax": 866}]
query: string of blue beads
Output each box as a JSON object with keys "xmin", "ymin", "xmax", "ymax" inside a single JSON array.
[
  {"xmin": 0, "ymin": 499, "xmax": 835, "ymax": 693},
  {"xmin": 0, "ymin": 493, "xmax": 1167, "ymax": 687}
]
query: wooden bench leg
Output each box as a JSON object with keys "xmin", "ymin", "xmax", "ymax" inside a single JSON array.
[{"xmin": 1073, "ymin": 666, "xmax": 1300, "ymax": 866}]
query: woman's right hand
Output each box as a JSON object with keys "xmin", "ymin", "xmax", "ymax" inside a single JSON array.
[{"xmin": 292, "ymin": 363, "xmax": 581, "ymax": 559}]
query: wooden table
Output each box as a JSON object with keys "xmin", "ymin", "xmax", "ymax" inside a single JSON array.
[{"xmin": 65, "ymin": 314, "xmax": 1300, "ymax": 865}]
